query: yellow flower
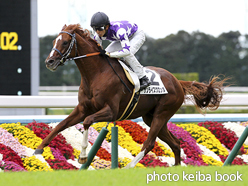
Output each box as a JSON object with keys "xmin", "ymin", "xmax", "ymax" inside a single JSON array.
[
  {"xmin": 73, "ymin": 148, "xmax": 80, "ymax": 159},
  {"xmin": 22, "ymin": 156, "xmax": 53, "ymax": 171},
  {"xmin": 177, "ymin": 123, "xmax": 229, "ymax": 156},
  {"xmin": 0, "ymin": 122, "xmax": 54, "ymax": 160},
  {"xmin": 156, "ymin": 141, "xmax": 174, "ymax": 157},
  {"xmin": 201, "ymin": 155, "xmax": 223, "ymax": 166},
  {"xmin": 92, "ymin": 122, "xmax": 141, "ymax": 156},
  {"xmin": 118, "ymin": 157, "xmax": 145, "ymax": 168}
]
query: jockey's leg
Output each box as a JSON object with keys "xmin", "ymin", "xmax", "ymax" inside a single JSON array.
[
  {"xmin": 123, "ymin": 54, "xmax": 145, "ymax": 79},
  {"xmin": 78, "ymin": 129, "xmax": 89, "ymax": 164},
  {"xmin": 124, "ymin": 54, "xmax": 150, "ymax": 91}
]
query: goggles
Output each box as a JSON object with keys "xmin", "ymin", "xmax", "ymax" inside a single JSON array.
[{"xmin": 92, "ymin": 26, "xmax": 105, "ymax": 31}]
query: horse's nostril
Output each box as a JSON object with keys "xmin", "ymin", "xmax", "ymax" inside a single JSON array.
[{"xmin": 46, "ymin": 59, "xmax": 54, "ymax": 64}]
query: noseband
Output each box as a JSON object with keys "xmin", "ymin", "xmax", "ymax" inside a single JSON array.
[
  {"xmin": 52, "ymin": 31, "xmax": 78, "ymax": 64},
  {"xmin": 51, "ymin": 30, "xmax": 131, "ymax": 93}
]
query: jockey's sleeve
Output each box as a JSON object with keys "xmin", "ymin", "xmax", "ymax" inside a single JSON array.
[
  {"xmin": 109, "ymin": 28, "xmax": 131, "ymax": 58},
  {"xmin": 93, "ymin": 33, "xmax": 103, "ymax": 46}
]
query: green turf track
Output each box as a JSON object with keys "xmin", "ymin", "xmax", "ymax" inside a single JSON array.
[{"xmin": 1, "ymin": 165, "xmax": 247, "ymax": 186}]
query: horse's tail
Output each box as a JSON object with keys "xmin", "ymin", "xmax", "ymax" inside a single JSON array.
[{"xmin": 179, "ymin": 76, "xmax": 229, "ymax": 111}]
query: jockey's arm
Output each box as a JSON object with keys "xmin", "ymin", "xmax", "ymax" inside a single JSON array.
[
  {"xmin": 93, "ymin": 33, "xmax": 103, "ymax": 46},
  {"xmin": 108, "ymin": 28, "xmax": 131, "ymax": 58}
]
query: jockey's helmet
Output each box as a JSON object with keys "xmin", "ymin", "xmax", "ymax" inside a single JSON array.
[{"xmin": 90, "ymin": 12, "xmax": 110, "ymax": 31}]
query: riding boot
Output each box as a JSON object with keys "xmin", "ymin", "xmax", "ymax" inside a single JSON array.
[
  {"xmin": 139, "ymin": 76, "xmax": 151, "ymax": 91},
  {"xmin": 123, "ymin": 54, "xmax": 151, "ymax": 90}
]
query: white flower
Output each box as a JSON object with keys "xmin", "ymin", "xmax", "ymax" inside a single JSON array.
[
  {"xmin": 237, "ymin": 155, "xmax": 248, "ymax": 163},
  {"xmin": 181, "ymin": 148, "xmax": 187, "ymax": 160},
  {"xmin": 48, "ymin": 122, "xmax": 87, "ymax": 151},
  {"xmin": 34, "ymin": 154, "xmax": 51, "ymax": 168},
  {"xmin": 67, "ymin": 159, "xmax": 82, "ymax": 169},
  {"xmin": 159, "ymin": 156, "xmax": 175, "ymax": 166},
  {"xmin": 117, "ymin": 144, "xmax": 134, "ymax": 159},
  {"xmin": 197, "ymin": 144, "xmax": 221, "ymax": 162},
  {"xmin": 137, "ymin": 122, "xmax": 150, "ymax": 132},
  {"xmin": 223, "ymin": 122, "xmax": 248, "ymax": 145},
  {"xmin": 0, "ymin": 153, "xmax": 4, "ymax": 172},
  {"xmin": 24, "ymin": 146, "xmax": 35, "ymax": 157},
  {"xmin": 88, "ymin": 166, "xmax": 95, "ymax": 170}
]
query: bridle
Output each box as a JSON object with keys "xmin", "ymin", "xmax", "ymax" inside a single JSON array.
[
  {"xmin": 52, "ymin": 31, "xmax": 100, "ymax": 64},
  {"xmin": 52, "ymin": 30, "xmax": 131, "ymax": 93},
  {"xmin": 52, "ymin": 31, "xmax": 77, "ymax": 64}
]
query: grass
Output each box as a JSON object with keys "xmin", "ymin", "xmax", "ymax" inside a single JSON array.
[{"xmin": 1, "ymin": 165, "xmax": 247, "ymax": 186}]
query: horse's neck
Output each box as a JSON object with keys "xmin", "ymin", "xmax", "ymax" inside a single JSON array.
[{"xmin": 75, "ymin": 37, "xmax": 105, "ymax": 88}]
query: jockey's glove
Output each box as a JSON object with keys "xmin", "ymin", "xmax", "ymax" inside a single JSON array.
[{"xmin": 99, "ymin": 49, "xmax": 110, "ymax": 57}]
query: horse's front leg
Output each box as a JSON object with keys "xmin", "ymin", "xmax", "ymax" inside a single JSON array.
[
  {"xmin": 77, "ymin": 104, "xmax": 115, "ymax": 163},
  {"xmin": 34, "ymin": 105, "xmax": 85, "ymax": 154},
  {"xmin": 83, "ymin": 104, "xmax": 116, "ymax": 129},
  {"xmin": 78, "ymin": 129, "xmax": 88, "ymax": 164}
]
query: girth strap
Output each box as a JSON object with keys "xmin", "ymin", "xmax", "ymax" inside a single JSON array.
[{"xmin": 116, "ymin": 90, "xmax": 140, "ymax": 121}]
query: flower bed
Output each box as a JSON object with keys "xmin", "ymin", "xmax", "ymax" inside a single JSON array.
[{"xmin": 0, "ymin": 120, "xmax": 248, "ymax": 172}]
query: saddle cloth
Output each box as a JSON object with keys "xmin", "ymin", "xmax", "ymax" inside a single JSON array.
[{"xmin": 119, "ymin": 61, "xmax": 168, "ymax": 94}]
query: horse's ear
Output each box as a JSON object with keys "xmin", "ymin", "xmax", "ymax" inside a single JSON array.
[{"xmin": 61, "ymin": 24, "xmax": 67, "ymax": 31}]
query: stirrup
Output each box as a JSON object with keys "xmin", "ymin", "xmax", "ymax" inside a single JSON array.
[{"xmin": 139, "ymin": 84, "xmax": 149, "ymax": 91}]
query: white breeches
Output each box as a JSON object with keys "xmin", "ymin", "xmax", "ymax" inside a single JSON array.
[{"xmin": 105, "ymin": 30, "xmax": 146, "ymax": 79}]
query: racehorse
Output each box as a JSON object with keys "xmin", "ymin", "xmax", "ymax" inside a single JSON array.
[{"xmin": 34, "ymin": 24, "xmax": 228, "ymax": 168}]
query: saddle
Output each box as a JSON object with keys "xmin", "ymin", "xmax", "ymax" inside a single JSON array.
[
  {"xmin": 116, "ymin": 60, "xmax": 168, "ymax": 121},
  {"xmin": 119, "ymin": 61, "xmax": 168, "ymax": 94}
]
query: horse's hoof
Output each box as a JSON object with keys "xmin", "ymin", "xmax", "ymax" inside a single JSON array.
[
  {"xmin": 78, "ymin": 157, "xmax": 87, "ymax": 164},
  {"xmin": 33, "ymin": 149, "xmax": 44, "ymax": 155}
]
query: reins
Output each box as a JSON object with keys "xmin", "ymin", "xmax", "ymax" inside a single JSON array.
[
  {"xmin": 104, "ymin": 55, "xmax": 132, "ymax": 93},
  {"xmin": 65, "ymin": 52, "xmax": 100, "ymax": 62},
  {"xmin": 55, "ymin": 30, "xmax": 132, "ymax": 93}
]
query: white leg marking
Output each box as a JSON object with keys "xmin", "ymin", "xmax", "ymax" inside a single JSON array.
[
  {"xmin": 79, "ymin": 129, "xmax": 89, "ymax": 158},
  {"xmin": 124, "ymin": 150, "xmax": 145, "ymax": 168}
]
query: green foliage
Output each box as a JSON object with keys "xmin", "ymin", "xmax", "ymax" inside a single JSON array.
[
  {"xmin": 39, "ymin": 31, "xmax": 248, "ymax": 86},
  {"xmin": 173, "ymin": 72, "xmax": 199, "ymax": 81},
  {"xmin": 39, "ymin": 35, "xmax": 81, "ymax": 86}
]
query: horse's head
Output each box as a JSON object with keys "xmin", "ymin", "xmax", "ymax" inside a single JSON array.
[{"xmin": 45, "ymin": 24, "xmax": 77, "ymax": 72}]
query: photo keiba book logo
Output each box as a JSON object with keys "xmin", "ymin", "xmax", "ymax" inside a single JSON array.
[{"xmin": 146, "ymin": 171, "xmax": 243, "ymax": 183}]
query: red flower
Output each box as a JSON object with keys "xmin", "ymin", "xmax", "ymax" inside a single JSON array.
[
  {"xmin": 219, "ymin": 155, "xmax": 247, "ymax": 165},
  {"xmin": 116, "ymin": 120, "xmax": 166, "ymax": 156},
  {"xmin": 139, "ymin": 154, "xmax": 169, "ymax": 167},
  {"xmin": 46, "ymin": 159, "xmax": 78, "ymax": 170},
  {"xmin": 0, "ymin": 144, "xmax": 25, "ymax": 168},
  {"xmin": 198, "ymin": 121, "xmax": 245, "ymax": 154},
  {"xmin": 89, "ymin": 142, "xmax": 111, "ymax": 161},
  {"xmin": 26, "ymin": 121, "xmax": 75, "ymax": 160}
]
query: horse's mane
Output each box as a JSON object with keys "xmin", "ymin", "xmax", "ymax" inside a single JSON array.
[{"xmin": 63, "ymin": 24, "xmax": 99, "ymax": 48}]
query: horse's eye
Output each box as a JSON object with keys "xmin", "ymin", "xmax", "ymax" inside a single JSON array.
[{"xmin": 63, "ymin": 41, "xmax": 68, "ymax": 46}]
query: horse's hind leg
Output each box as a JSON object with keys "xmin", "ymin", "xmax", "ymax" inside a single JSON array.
[
  {"xmin": 157, "ymin": 125, "xmax": 181, "ymax": 165},
  {"xmin": 142, "ymin": 112, "xmax": 181, "ymax": 165},
  {"xmin": 125, "ymin": 114, "xmax": 170, "ymax": 168}
]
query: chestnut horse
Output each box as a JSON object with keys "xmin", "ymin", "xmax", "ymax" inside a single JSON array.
[{"xmin": 34, "ymin": 24, "xmax": 227, "ymax": 168}]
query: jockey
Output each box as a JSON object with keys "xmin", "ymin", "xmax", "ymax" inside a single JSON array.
[{"xmin": 90, "ymin": 12, "xmax": 151, "ymax": 91}]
